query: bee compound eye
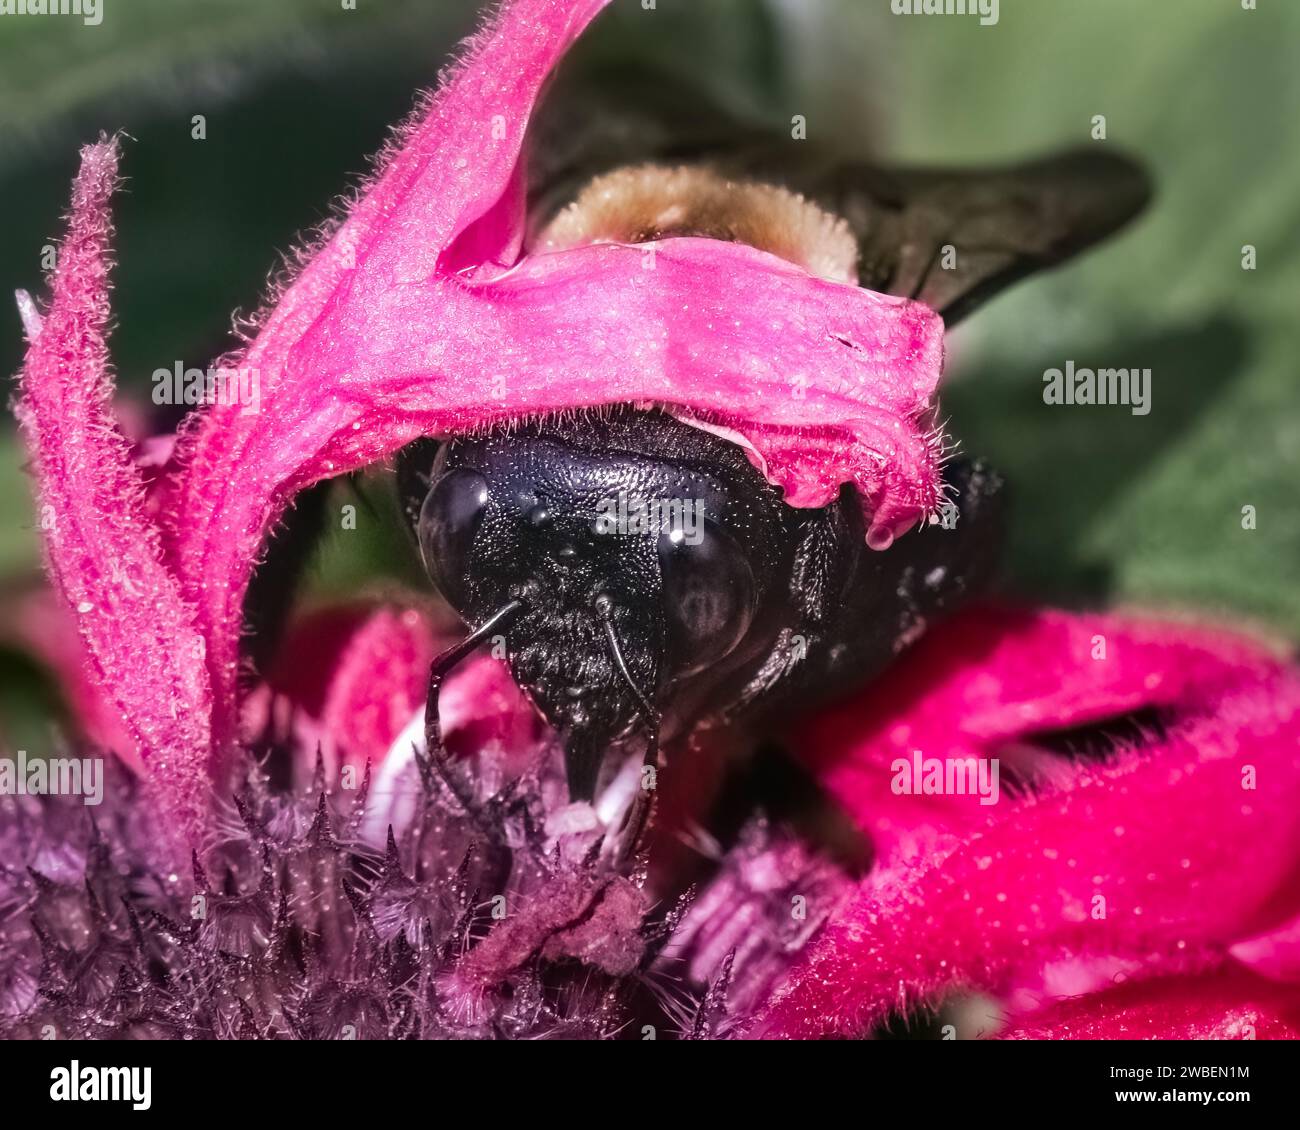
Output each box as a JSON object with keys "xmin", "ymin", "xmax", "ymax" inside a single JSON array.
[
  {"xmin": 418, "ymin": 467, "xmax": 491, "ymax": 610},
  {"xmin": 657, "ymin": 521, "xmax": 755, "ymax": 676}
]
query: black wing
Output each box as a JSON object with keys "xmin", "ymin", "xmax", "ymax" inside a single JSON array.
[
  {"xmin": 529, "ymin": 63, "xmax": 1151, "ymax": 325},
  {"xmin": 812, "ymin": 152, "xmax": 1151, "ymax": 325}
]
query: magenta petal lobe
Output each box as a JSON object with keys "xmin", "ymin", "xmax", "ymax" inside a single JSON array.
[{"xmin": 15, "ymin": 138, "xmax": 212, "ymax": 847}]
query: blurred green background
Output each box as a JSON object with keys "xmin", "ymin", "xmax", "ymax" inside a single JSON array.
[{"xmin": 1, "ymin": 0, "xmax": 1296, "ymax": 747}]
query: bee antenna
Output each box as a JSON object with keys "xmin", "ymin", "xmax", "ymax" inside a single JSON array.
[
  {"xmin": 595, "ymin": 599, "xmax": 658, "ymax": 728},
  {"xmin": 421, "ymin": 598, "xmax": 524, "ymax": 790}
]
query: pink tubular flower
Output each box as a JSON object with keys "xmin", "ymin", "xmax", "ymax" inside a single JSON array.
[
  {"xmin": 6, "ymin": 0, "xmax": 1299, "ymax": 1042},
  {"xmin": 747, "ymin": 608, "xmax": 1300, "ymax": 1039}
]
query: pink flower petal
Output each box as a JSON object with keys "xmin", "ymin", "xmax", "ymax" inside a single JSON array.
[
  {"xmin": 154, "ymin": 0, "xmax": 944, "ymax": 753},
  {"xmin": 751, "ymin": 617, "xmax": 1300, "ymax": 1039},
  {"xmin": 3, "ymin": 589, "xmax": 137, "ymax": 765},
  {"xmin": 1230, "ymin": 912, "xmax": 1300, "ymax": 983},
  {"xmin": 266, "ymin": 603, "xmax": 438, "ymax": 768},
  {"xmin": 261, "ymin": 602, "xmax": 541, "ymax": 800},
  {"xmin": 999, "ymin": 969, "xmax": 1300, "ymax": 1040},
  {"xmin": 14, "ymin": 138, "xmax": 211, "ymax": 846},
  {"xmin": 434, "ymin": 651, "xmax": 542, "ymax": 774},
  {"xmin": 359, "ymin": 649, "xmax": 542, "ymax": 845},
  {"xmin": 794, "ymin": 606, "xmax": 1287, "ymax": 857}
]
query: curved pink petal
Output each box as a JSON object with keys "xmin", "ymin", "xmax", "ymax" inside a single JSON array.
[
  {"xmin": 266, "ymin": 603, "xmax": 438, "ymax": 768},
  {"xmin": 13, "ymin": 138, "xmax": 211, "ymax": 846},
  {"xmin": 154, "ymin": 0, "xmax": 944, "ymax": 755},
  {"xmin": 751, "ymin": 621, "xmax": 1300, "ymax": 1039},
  {"xmin": 260, "ymin": 601, "xmax": 540, "ymax": 791},
  {"xmin": 793, "ymin": 606, "xmax": 1287, "ymax": 857},
  {"xmin": 434, "ymin": 652, "xmax": 542, "ymax": 774},
  {"xmin": 358, "ymin": 648, "xmax": 542, "ymax": 846},
  {"xmin": 999, "ymin": 969, "xmax": 1300, "ymax": 1040}
]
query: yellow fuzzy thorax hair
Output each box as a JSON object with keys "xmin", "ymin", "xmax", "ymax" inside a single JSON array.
[{"xmin": 534, "ymin": 164, "xmax": 860, "ymax": 285}]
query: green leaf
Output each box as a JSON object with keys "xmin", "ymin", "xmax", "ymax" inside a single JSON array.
[{"xmin": 861, "ymin": 0, "xmax": 1300, "ymax": 636}]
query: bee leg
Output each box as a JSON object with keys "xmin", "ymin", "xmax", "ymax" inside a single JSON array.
[
  {"xmin": 614, "ymin": 722, "xmax": 660, "ymax": 867},
  {"xmin": 421, "ymin": 599, "xmax": 525, "ymax": 797},
  {"xmin": 593, "ymin": 599, "xmax": 663, "ymax": 862}
]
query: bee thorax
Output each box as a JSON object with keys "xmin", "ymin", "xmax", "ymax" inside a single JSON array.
[{"xmin": 534, "ymin": 163, "xmax": 860, "ymax": 284}]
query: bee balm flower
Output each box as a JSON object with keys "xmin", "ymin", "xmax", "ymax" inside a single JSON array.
[{"xmin": 6, "ymin": 0, "xmax": 1298, "ymax": 1043}]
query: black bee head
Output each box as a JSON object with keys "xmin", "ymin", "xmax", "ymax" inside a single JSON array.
[{"xmin": 398, "ymin": 409, "xmax": 801, "ymax": 800}]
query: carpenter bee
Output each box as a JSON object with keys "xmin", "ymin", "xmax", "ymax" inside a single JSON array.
[{"xmin": 390, "ymin": 65, "xmax": 1150, "ymax": 813}]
